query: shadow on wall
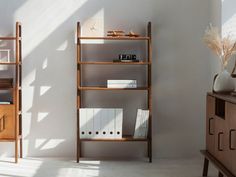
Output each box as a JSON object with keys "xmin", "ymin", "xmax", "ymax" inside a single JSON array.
[{"xmin": 4, "ymin": 0, "xmax": 151, "ymax": 159}]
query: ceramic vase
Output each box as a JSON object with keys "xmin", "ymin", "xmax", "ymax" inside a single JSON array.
[{"xmin": 213, "ymin": 70, "xmax": 235, "ymax": 93}]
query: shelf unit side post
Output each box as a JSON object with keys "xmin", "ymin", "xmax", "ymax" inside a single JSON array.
[
  {"xmin": 147, "ymin": 21, "xmax": 152, "ymax": 163},
  {"xmin": 14, "ymin": 22, "xmax": 20, "ymax": 163},
  {"xmin": 18, "ymin": 22, "xmax": 23, "ymax": 158},
  {"xmin": 77, "ymin": 22, "xmax": 82, "ymax": 162}
]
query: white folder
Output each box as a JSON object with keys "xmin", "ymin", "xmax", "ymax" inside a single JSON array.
[
  {"xmin": 142, "ymin": 110, "xmax": 149, "ymax": 137},
  {"xmin": 134, "ymin": 109, "xmax": 142, "ymax": 138},
  {"xmin": 93, "ymin": 108, "xmax": 102, "ymax": 138},
  {"xmin": 134, "ymin": 109, "xmax": 149, "ymax": 138},
  {"xmin": 107, "ymin": 109, "xmax": 115, "ymax": 138},
  {"xmin": 79, "ymin": 109, "xmax": 87, "ymax": 138},
  {"xmin": 86, "ymin": 109, "xmax": 94, "ymax": 138},
  {"xmin": 101, "ymin": 109, "xmax": 109, "ymax": 138},
  {"xmin": 115, "ymin": 109, "xmax": 123, "ymax": 139}
]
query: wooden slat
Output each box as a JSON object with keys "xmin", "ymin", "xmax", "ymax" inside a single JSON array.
[
  {"xmin": 0, "ymin": 135, "xmax": 22, "ymax": 142},
  {"xmin": 79, "ymin": 36, "xmax": 150, "ymax": 40},
  {"xmin": 78, "ymin": 86, "xmax": 149, "ymax": 91},
  {"xmin": 0, "ymin": 37, "xmax": 16, "ymax": 40},
  {"xmin": 77, "ymin": 22, "xmax": 81, "ymax": 163},
  {"xmin": 78, "ymin": 61, "xmax": 151, "ymax": 65},
  {"xmin": 0, "ymin": 62, "xmax": 19, "ymax": 65},
  {"xmin": 81, "ymin": 135, "xmax": 148, "ymax": 142},
  {"xmin": 200, "ymin": 150, "xmax": 236, "ymax": 177},
  {"xmin": 147, "ymin": 21, "xmax": 152, "ymax": 163}
]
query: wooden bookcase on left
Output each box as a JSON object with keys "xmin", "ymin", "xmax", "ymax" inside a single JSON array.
[{"xmin": 0, "ymin": 22, "xmax": 22, "ymax": 163}]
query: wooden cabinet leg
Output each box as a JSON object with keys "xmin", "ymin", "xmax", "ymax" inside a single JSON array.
[
  {"xmin": 218, "ymin": 172, "xmax": 224, "ymax": 177},
  {"xmin": 203, "ymin": 158, "xmax": 209, "ymax": 176}
]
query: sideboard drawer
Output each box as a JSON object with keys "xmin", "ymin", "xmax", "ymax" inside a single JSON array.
[
  {"xmin": 0, "ymin": 105, "xmax": 15, "ymax": 139},
  {"xmin": 206, "ymin": 96, "xmax": 215, "ymax": 156}
]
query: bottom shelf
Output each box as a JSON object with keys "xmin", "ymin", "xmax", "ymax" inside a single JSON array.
[{"xmin": 80, "ymin": 135, "xmax": 148, "ymax": 142}]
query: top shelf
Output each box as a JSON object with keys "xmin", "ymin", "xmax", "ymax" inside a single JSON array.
[{"xmin": 78, "ymin": 36, "xmax": 150, "ymax": 40}]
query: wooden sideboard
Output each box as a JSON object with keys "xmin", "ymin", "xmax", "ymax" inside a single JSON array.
[{"xmin": 201, "ymin": 93, "xmax": 236, "ymax": 177}]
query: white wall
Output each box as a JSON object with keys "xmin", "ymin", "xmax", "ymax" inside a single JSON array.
[{"xmin": 0, "ymin": 0, "xmax": 213, "ymax": 159}]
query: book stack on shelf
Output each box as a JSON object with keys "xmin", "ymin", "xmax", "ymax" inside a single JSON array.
[{"xmin": 107, "ymin": 80, "xmax": 137, "ymax": 88}]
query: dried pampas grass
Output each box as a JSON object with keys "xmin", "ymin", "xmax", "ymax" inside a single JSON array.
[{"xmin": 204, "ymin": 24, "xmax": 236, "ymax": 70}]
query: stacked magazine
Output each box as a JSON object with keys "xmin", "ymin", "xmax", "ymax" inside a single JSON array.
[
  {"xmin": 107, "ymin": 80, "xmax": 137, "ymax": 88},
  {"xmin": 134, "ymin": 109, "xmax": 149, "ymax": 138}
]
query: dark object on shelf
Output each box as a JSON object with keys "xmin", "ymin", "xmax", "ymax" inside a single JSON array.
[
  {"xmin": 0, "ymin": 78, "xmax": 13, "ymax": 89},
  {"xmin": 113, "ymin": 59, "xmax": 140, "ymax": 63},
  {"xmin": 119, "ymin": 54, "xmax": 136, "ymax": 60}
]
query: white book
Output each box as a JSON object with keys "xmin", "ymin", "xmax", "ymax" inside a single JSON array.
[
  {"xmin": 101, "ymin": 109, "xmax": 109, "ymax": 138},
  {"xmin": 107, "ymin": 109, "xmax": 115, "ymax": 138},
  {"xmin": 107, "ymin": 80, "xmax": 137, "ymax": 84},
  {"xmin": 107, "ymin": 83, "xmax": 137, "ymax": 88},
  {"xmin": 134, "ymin": 109, "xmax": 149, "ymax": 138},
  {"xmin": 141, "ymin": 110, "xmax": 149, "ymax": 137},
  {"xmin": 86, "ymin": 109, "xmax": 94, "ymax": 138},
  {"xmin": 79, "ymin": 109, "xmax": 87, "ymax": 138},
  {"xmin": 115, "ymin": 109, "xmax": 123, "ymax": 139},
  {"xmin": 134, "ymin": 109, "xmax": 143, "ymax": 138},
  {"xmin": 93, "ymin": 108, "xmax": 102, "ymax": 138}
]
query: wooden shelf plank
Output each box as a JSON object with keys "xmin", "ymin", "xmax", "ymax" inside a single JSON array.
[
  {"xmin": 78, "ymin": 61, "xmax": 151, "ymax": 65},
  {"xmin": 0, "ymin": 135, "xmax": 22, "ymax": 142},
  {"xmin": 79, "ymin": 36, "xmax": 150, "ymax": 40},
  {"xmin": 0, "ymin": 37, "xmax": 22, "ymax": 40},
  {"xmin": 81, "ymin": 135, "xmax": 148, "ymax": 142},
  {"xmin": 0, "ymin": 37, "xmax": 16, "ymax": 40},
  {"xmin": 78, "ymin": 86, "xmax": 149, "ymax": 91},
  {"xmin": 0, "ymin": 62, "xmax": 22, "ymax": 65},
  {"xmin": 200, "ymin": 150, "xmax": 235, "ymax": 177}
]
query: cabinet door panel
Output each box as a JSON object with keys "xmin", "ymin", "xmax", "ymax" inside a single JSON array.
[
  {"xmin": 214, "ymin": 115, "xmax": 231, "ymax": 171},
  {"xmin": 206, "ymin": 96, "xmax": 215, "ymax": 155},
  {"xmin": 0, "ymin": 105, "xmax": 15, "ymax": 139},
  {"xmin": 227, "ymin": 102, "xmax": 236, "ymax": 175}
]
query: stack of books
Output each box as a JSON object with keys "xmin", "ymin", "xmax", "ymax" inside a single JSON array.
[
  {"xmin": 0, "ymin": 78, "xmax": 13, "ymax": 89},
  {"xmin": 107, "ymin": 80, "xmax": 137, "ymax": 88},
  {"xmin": 134, "ymin": 109, "xmax": 149, "ymax": 138}
]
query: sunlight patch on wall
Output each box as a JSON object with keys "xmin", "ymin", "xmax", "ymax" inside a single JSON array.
[
  {"xmin": 42, "ymin": 57, "xmax": 48, "ymax": 70},
  {"xmin": 14, "ymin": 0, "xmax": 89, "ymax": 58},
  {"xmin": 40, "ymin": 86, "xmax": 51, "ymax": 96},
  {"xmin": 35, "ymin": 139, "xmax": 47, "ymax": 149},
  {"xmin": 222, "ymin": 14, "xmax": 236, "ymax": 39},
  {"xmin": 37, "ymin": 112, "xmax": 49, "ymax": 122},
  {"xmin": 57, "ymin": 40, "xmax": 68, "ymax": 51},
  {"xmin": 40, "ymin": 139, "xmax": 65, "ymax": 150}
]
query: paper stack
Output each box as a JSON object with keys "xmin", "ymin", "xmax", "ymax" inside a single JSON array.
[{"xmin": 107, "ymin": 80, "xmax": 137, "ymax": 88}]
